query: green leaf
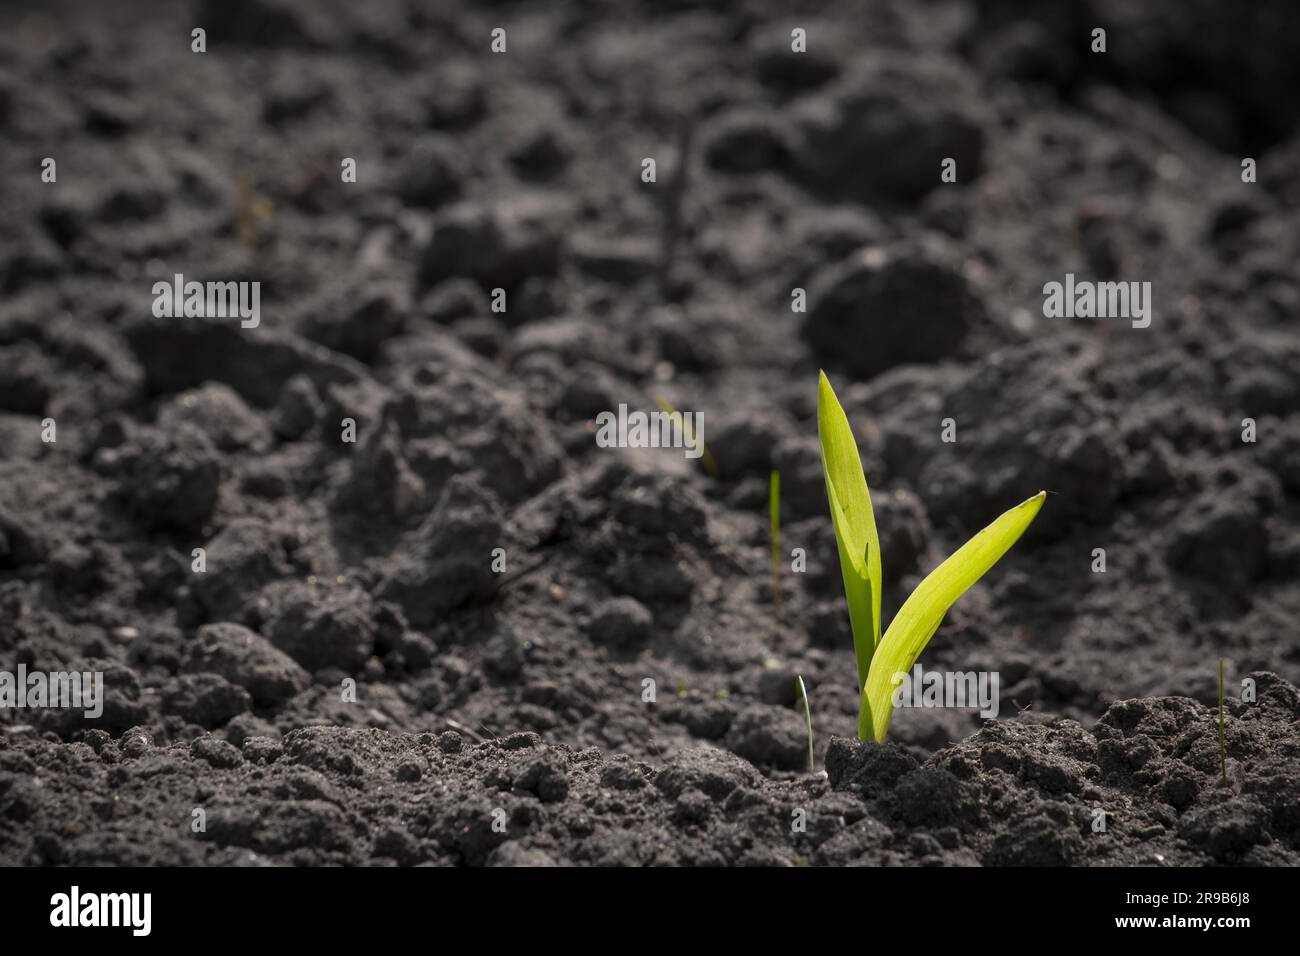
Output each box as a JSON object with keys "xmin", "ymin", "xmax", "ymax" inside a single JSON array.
[
  {"xmin": 817, "ymin": 371, "xmax": 882, "ymax": 690},
  {"xmin": 860, "ymin": 491, "xmax": 1046, "ymax": 742}
]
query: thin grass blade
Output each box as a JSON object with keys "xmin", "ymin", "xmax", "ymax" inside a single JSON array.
[
  {"xmin": 655, "ymin": 397, "xmax": 717, "ymax": 477},
  {"xmin": 1218, "ymin": 658, "xmax": 1227, "ymax": 783},
  {"xmin": 770, "ymin": 470, "xmax": 781, "ymax": 623}
]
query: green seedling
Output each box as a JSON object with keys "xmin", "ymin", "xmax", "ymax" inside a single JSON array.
[
  {"xmin": 770, "ymin": 470, "xmax": 781, "ymax": 623},
  {"xmin": 794, "ymin": 675, "xmax": 814, "ymax": 774},
  {"xmin": 817, "ymin": 371, "xmax": 1046, "ymax": 742},
  {"xmin": 654, "ymin": 397, "xmax": 718, "ymax": 477},
  {"xmin": 235, "ymin": 175, "xmax": 273, "ymax": 250},
  {"xmin": 1218, "ymin": 659, "xmax": 1227, "ymax": 785}
]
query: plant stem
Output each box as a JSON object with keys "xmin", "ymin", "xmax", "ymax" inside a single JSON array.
[
  {"xmin": 1218, "ymin": 658, "xmax": 1227, "ymax": 785},
  {"xmin": 770, "ymin": 470, "xmax": 781, "ymax": 624}
]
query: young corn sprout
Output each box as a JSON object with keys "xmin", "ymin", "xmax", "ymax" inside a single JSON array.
[{"xmin": 817, "ymin": 371, "xmax": 1046, "ymax": 742}]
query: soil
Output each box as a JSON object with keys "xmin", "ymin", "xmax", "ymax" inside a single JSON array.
[{"xmin": 1, "ymin": 0, "xmax": 1298, "ymax": 866}]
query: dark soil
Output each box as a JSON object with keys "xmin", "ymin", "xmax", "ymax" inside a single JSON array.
[{"xmin": 1, "ymin": 0, "xmax": 1298, "ymax": 866}]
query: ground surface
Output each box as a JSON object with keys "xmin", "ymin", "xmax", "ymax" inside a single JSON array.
[{"xmin": 1, "ymin": 0, "xmax": 1298, "ymax": 865}]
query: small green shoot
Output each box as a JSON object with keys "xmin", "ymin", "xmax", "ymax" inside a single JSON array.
[
  {"xmin": 770, "ymin": 470, "xmax": 781, "ymax": 624},
  {"xmin": 235, "ymin": 175, "xmax": 273, "ymax": 250},
  {"xmin": 654, "ymin": 397, "xmax": 717, "ymax": 477},
  {"xmin": 794, "ymin": 675, "xmax": 814, "ymax": 775},
  {"xmin": 1218, "ymin": 658, "xmax": 1227, "ymax": 785},
  {"xmin": 817, "ymin": 371, "xmax": 1046, "ymax": 742}
]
